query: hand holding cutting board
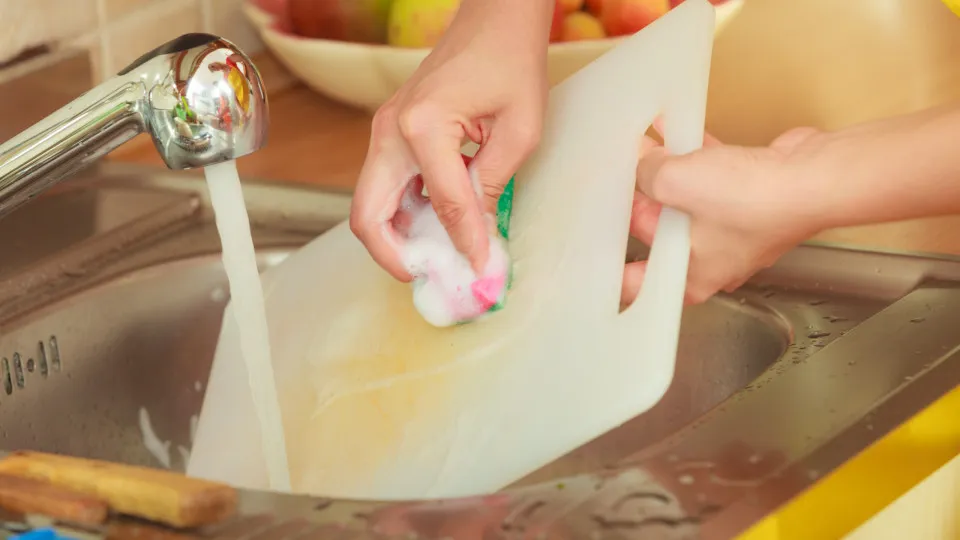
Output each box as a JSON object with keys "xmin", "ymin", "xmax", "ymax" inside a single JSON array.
[{"xmin": 627, "ymin": 104, "xmax": 960, "ymax": 306}]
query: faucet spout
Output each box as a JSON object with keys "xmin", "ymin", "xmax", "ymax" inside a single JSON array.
[{"xmin": 0, "ymin": 33, "xmax": 268, "ymax": 218}]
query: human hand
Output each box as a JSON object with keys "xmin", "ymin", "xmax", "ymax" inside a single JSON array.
[
  {"xmin": 350, "ymin": 0, "xmax": 551, "ymax": 281},
  {"xmin": 624, "ymin": 121, "xmax": 831, "ymax": 306}
]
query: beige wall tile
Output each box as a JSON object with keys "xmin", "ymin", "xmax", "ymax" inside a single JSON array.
[
  {"xmin": 103, "ymin": 0, "xmax": 165, "ymax": 22},
  {"xmin": 0, "ymin": 0, "xmax": 99, "ymax": 63},
  {"xmin": 69, "ymin": 33, "xmax": 109, "ymax": 84},
  {"xmin": 104, "ymin": 0, "xmax": 203, "ymax": 73},
  {"xmin": 203, "ymin": 0, "xmax": 264, "ymax": 55}
]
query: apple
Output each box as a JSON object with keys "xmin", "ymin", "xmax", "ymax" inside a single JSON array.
[
  {"xmin": 255, "ymin": 0, "xmax": 289, "ymax": 17},
  {"xmin": 599, "ymin": 0, "xmax": 669, "ymax": 37},
  {"xmin": 550, "ymin": 1, "xmax": 566, "ymax": 42},
  {"xmin": 387, "ymin": 0, "xmax": 461, "ymax": 48},
  {"xmin": 560, "ymin": 12, "xmax": 606, "ymax": 41},
  {"xmin": 287, "ymin": 0, "xmax": 393, "ymax": 43},
  {"xmin": 585, "ymin": 0, "xmax": 607, "ymax": 16},
  {"xmin": 669, "ymin": 0, "xmax": 730, "ymax": 6},
  {"xmin": 558, "ymin": 0, "xmax": 586, "ymax": 13}
]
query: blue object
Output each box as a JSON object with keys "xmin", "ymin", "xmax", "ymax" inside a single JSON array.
[{"xmin": 9, "ymin": 528, "xmax": 77, "ymax": 540}]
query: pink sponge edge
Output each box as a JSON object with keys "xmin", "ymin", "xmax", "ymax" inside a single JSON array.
[{"xmin": 471, "ymin": 274, "xmax": 507, "ymax": 311}]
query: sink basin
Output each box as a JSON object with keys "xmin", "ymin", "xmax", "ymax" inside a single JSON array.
[
  {"xmin": 0, "ymin": 167, "xmax": 797, "ymax": 477},
  {"xmin": 0, "ymin": 163, "xmax": 957, "ymax": 539}
]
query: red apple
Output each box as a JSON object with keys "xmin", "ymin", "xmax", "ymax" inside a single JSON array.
[
  {"xmin": 558, "ymin": 0, "xmax": 586, "ymax": 13},
  {"xmin": 585, "ymin": 0, "xmax": 607, "ymax": 16},
  {"xmin": 600, "ymin": 0, "xmax": 669, "ymax": 37},
  {"xmin": 550, "ymin": 1, "xmax": 566, "ymax": 42}
]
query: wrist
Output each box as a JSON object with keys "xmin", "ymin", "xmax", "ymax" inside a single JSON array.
[{"xmin": 455, "ymin": 0, "xmax": 553, "ymax": 50}]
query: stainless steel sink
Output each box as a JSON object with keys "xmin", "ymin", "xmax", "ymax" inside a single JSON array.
[{"xmin": 0, "ymin": 163, "xmax": 957, "ymax": 540}]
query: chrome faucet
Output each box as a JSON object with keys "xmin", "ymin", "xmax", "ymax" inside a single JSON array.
[{"xmin": 0, "ymin": 33, "xmax": 268, "ymax": 218}]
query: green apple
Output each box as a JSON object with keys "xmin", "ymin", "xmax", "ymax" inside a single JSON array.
[
  {"xmin": 288, "ymin": 0, "xmax": 394, "ymax": 43},
  {"xmin": 387, "ymin": 0, "xmax": 462, "ymax": 48}
]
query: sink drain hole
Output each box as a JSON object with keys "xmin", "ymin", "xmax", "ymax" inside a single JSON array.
[
  {"xmin": 12, "ymin": 353, "xmax": 24, "ymax": 389},
  {"xmin": 37, "ymin": 340, "xmax": 49, "ymax": 377},
  {"xmin": 1, "ymin": 358, "xmax": 10, "ymax": 395}
]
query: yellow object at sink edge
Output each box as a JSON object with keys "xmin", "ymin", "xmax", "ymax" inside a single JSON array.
[{"xmin": 737, "ymin": 385, "xmax": 960, "ymax": 540}]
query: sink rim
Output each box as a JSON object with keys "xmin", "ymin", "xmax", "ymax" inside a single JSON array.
[{"xmin": 1, "ymin": 162, "xmax": 957, "ymax": 539}]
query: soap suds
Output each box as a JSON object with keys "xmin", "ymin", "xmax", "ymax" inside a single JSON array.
[{"xmin": 397, "ymin": 176, "xmax": 510, "ymax": 328}]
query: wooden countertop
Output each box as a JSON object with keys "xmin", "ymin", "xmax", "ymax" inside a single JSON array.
[{"xmin": 106, "ymin": 53, "xmax": 960, "ymax": 258}]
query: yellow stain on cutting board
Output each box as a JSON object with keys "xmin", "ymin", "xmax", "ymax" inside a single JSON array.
[
  {"xmin": 737, "ymin": 384, "xmax": 960, "ymax": 540},
  {"xmin": 281, "ymin": 277, "xmax": 507, "ymax": 497}
]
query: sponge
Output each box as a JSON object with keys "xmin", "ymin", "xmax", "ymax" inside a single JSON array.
[{"xmin": 398, "ymin": 153, "xmax": 515, "ymax": 327}]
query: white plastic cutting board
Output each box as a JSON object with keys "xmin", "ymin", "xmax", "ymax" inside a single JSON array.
[{"xmin": 188, "ymin": 0, "xmax": 715, "ymax": 500}]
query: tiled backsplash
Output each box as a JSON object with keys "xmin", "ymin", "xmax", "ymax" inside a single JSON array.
[{"xmin": 1, "ymin": 0, "xmax": 264, "ymax": 83}]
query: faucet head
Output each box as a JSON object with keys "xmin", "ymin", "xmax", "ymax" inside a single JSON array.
[{"xmin": 119, "ymin": 33, "xmax": 269, "ymax": 170}]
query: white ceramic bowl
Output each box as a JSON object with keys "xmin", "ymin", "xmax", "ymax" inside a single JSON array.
[{"xmin": 244, "ymin": 1, "xmax": 744, "ymax": 112}]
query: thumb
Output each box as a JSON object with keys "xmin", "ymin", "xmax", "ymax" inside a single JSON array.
[{"xmin": 635, "ymin": 138, "xmax": 671, "ymax": 200}]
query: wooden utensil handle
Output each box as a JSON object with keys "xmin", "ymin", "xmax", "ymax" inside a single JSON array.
[
  {"xmin": 0, "ymin": 472, "xmax": 108, "ymax": 526},
  {"xmin": 0, "ymin": 451, "xmax": 237, "ymax": 529}
]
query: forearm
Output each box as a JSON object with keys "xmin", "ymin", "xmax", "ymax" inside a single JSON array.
[
  {"xmin": 812, "ymin": 103, "xmax": 960, "ymax": 229},
  {"xmin": 449, "ymin": 0, "xmax": 554, "ymax": 54}
]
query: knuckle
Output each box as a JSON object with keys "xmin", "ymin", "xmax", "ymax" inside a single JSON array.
[
  {"xmin": 370, "ymin": 103, "xmax": 398, "ymax": 139},
  {"xmin": 432, "ymin": 200, "xmax": 468, "ymax": 230},
  {"xmin": 513, "ymin": 121, "xmax": 542, "ymax": 152},
  {"xmin": 397, "ymin": 101, "xmax": 440, "ymax": 142},
  {"xmin": 651, "ymin": 159, "xmax": 685, "ymax": 203},
  {"xmin": 348, "ymin": 211, "xmax": 367, "ymax": 241},
  {"xmin": 480, "ymin": 183, "xmax": 503, "ymax": 204}
]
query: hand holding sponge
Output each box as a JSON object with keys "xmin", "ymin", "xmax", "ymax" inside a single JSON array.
[{"xmin": 397, "ymin": 153, "xmax": 514, "ymax": 327}]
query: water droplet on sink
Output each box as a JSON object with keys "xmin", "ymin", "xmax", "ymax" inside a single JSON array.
[
  {"xmin": 909, "ymin": 317, "xmax": 925, "ymax": 323},
  {"xmin": 210, "ymin": 287, "xmax": 227, "ymax": 302},
  {"xmin": 807, "ymin": 331, "xmax": 830, "ymax": 339},
  {"xmin": 809, "ymin": 300, "xmax": 827, "ymax": 306},
  {"xmin": 824, "ymin": 315, "xmax": 848, "ymax": 323},
  {"xmin": 678, "ymin": 474, "xmax": 694, "ymax": 485}
]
